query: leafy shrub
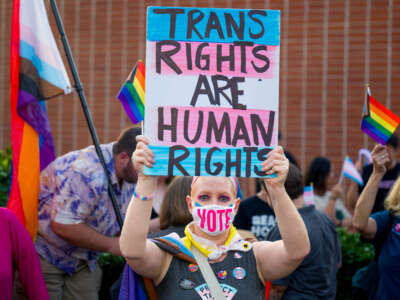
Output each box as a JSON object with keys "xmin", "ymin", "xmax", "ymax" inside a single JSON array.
[
  {"xmin": 98, "ymin": 253, "xmax": 125, "ymax": 299},
  {"xmin": 0, "ymin": 146, "xmax": 11, "ymax": 207},
  {"xmin": 336, "ymin": 227, "xmax": 375, "ymax": 299}
]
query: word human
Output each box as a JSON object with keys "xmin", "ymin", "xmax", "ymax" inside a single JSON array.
[{"xmin": 158, "ymin": 106, "xmax": 275, "ymax": 147}]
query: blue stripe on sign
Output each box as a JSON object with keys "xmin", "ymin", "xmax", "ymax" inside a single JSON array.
[
  {"xmin": 147, "ymin": 6, "xmax": 280, "ymax": 45},
  {"xmin": 143, "ymin": 145, "xmax": 276, "ymax": 178}
]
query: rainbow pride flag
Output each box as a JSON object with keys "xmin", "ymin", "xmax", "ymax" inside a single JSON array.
[
  {"xmin": 117, "ymin": 60, "xmax": 145, "ymax": 124},
  {"xmin": 8, "ymin": 0, "xmax": 71, "ymax": 238},
  {"xmin": 361, "ymin": 87, "xmax": 400, "ymax": 145}
]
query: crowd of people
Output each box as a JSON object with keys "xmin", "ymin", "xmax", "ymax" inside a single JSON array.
[{"xmin": 2, "ymin": 127, "xmax": 399, "ymax": 300}]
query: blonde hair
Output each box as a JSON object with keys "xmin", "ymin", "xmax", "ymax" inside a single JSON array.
[{"xmin": 384, "ymin": 177, "xmax": 400, "ymax": 216}]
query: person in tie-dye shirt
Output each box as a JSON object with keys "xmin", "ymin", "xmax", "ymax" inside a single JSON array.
[{"xmin": 35, "ymin": 127, "xmax": 140, "ymax": 300}]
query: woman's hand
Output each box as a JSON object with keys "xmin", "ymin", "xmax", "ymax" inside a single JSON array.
[
  {"xmin": 330, "ymin": 183, "xmax": 343, "ymax": 201},
  {"xmin": 261, "ymin": 146, "xmax": 289, "ymax": 189},
  {"xmin": 132, "ymin": 135, "xmax": 155, "ymax": 178},
  {"xmin": 371, "ymin": 144, "xmax": 390, "ymax": 175}
]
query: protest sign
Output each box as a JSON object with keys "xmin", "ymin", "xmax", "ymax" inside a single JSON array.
[{"xmin": 144, "ymin": 7, "xmax": 280, "ymax": 177}]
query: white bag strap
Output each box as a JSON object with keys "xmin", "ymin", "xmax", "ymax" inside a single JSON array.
[{"xmin": 191, "ymin": 246, "xmax": 226, "ymax": 300}]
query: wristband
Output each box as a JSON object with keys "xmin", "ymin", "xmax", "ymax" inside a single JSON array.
[{"xmin": 133, "ymin": 190, "xmax": 154, "ymax": 201}]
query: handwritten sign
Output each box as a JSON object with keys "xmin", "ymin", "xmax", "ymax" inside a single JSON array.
[{"xmin": 144, "ymin": 7, "xmax": 280, "ymax": 177}]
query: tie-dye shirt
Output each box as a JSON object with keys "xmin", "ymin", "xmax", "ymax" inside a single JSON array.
[{"xmin": 35, "ymin": 143, "xmax": 135, "ymax": 275}]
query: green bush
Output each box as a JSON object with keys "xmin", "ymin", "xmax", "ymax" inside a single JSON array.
[
  {"xmin": 336, "ymin": 227, "xmax": 375, "ymax": 300},
  {"xmin": 98, "ymin": 253, "xmax": 125, "ymax": 299},
  {"xmin": 0, "ymin": 146, "xmax": 11, "ymax": 207}
]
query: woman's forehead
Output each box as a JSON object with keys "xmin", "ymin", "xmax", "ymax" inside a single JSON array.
[{"xmin": 192, "ymin": 177, "xmax": 236, "ymax": 194}]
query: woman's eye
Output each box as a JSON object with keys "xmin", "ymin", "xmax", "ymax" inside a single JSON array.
[
  {"xmin": 198, "ymin": 194, "xmax": 209, "ymax": 201},
  {"xmin": 219, "ymin": 195, "xmax": 231, "ymax": 202}
]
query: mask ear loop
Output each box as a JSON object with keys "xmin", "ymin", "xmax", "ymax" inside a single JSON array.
[{"xmin": 260, "ymin": 179, "xmax": 273, "ymax": 209}]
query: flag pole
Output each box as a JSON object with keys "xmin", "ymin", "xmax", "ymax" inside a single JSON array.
[
  {"xmin": 49, "ymin": 0, "xmax": 123, "ymax": 228},
  {"xmin": 338, "ymin": 156, "xmax": 346, "ymax": 185}
]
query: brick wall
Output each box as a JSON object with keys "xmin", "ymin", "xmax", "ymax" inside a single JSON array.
[{"xmin": 1, "ymin": 0, "xmax": 399, "ymax": 198}]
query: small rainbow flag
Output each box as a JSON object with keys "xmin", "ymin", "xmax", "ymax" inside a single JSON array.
[
  {"xmin": 117, "ymin": 60, "xmax": 145, "ymax": 124},
  {"xmin": 361, "ymin": 87, "xmax": 400, "ymax": 145}
]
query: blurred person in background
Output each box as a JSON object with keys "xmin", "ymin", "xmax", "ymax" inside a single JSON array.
[
  {"xmin": 347, "ymin": 134, "xmax": 400, "ymax": 214},
  {"xmin": 35, "ymin": 127, "xmax": 140, "ymax": 300},
  {"xmin": 234, "ymin": 178, "xmax": 276, "ymax": 241},
  {"xmin": 0, "ymin": 208, "xmax": 49, "ymax": 300},
  {"xmin": 352, "ymin": 144, "xmax": 400, "ymax": 299},
  {"xmin": 304, "ymin": 157, "xmax": 352, "ymax": 228},
  {"xmin": 149, "ymin": 176, "xmax": 193, "ymax": 238},
  {"xmin": 148, "ymin": 176, "xmax": 174, "ymax": 233},
  {"xmin": 268, "ymin": 163, "xmax": 342, "ymax": 300}
]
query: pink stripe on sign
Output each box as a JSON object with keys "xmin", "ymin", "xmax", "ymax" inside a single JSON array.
[
  {"xmin": 155, "ymin": 106, "xmax": 277, "ymax": 148},
  {"xmin": 148, "ymin": 41, "xmax": 277, "ymax": 79}
]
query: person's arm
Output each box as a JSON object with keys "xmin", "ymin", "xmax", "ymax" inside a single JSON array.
[
  {"xmin": 324, "ymin": 184, "xmax": 343, "ymax": 225},
  {"xmin": 50, "ymin": 221, "xmax": 121, "ymax": 255},
  {"xmin": 346, "ymin": 180, "xmax": 359, "ymax": 214},
  {"xmin": 352, "ymin": 144, "xmax": 388, "ymax": 239},
  {"xmin": 269, "ymin": 285, "xmax": 287, "ymax": 300},
  {"xmin": 253, "ymin": 147, "xmax": 310, "ymax": 281},
  {"xmin": 149, "ymin": 217, "xmax": 161, "ymax": 233},
  {"xmin": 8, "ymin": 210, "xmax": 50, "ymax": 300},
  {"xmin": 346, "ymin": 159, "xmax": 363, "ymax": 213},
  {"xmin": 120, "ymin": 136, "xmax": 170, "ymax": 281}
]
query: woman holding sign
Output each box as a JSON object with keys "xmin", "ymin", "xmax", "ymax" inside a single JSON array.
[{"xmin": 120, "ymin": 136, "xmax": 310, "ymax": 299}]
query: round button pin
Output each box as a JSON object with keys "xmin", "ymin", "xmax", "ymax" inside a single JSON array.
[
  {"xmin": 232, "ymin": 267, "xmax": 246, "ymax": 280},
  {"xmin": 188, "ymin": 263, "xmax": 198, "ymax": 272},
  {"xmin": 179, "ymin": 278, "xmax": 195, "ymax": 290},
  {"xmin": 218, "ymin": 270, "xmax": 227, "ymax": 279}
]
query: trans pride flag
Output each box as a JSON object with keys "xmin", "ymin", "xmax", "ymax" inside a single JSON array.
[
  {"xmin": 304, "ymin": 185, "xmax": 314, "ymax": 206},
  {"xmin": 340, "ymin": 156, "xmax": 363, "ymax": 186},
  {"xmin": 9, "ymin": 0, "xmax": 71, "ymax": 238},
  {"xmin": 361, "ymin": 87, "xmax": 400, "ymax": 145},
  {"xmin": 117, "ymin": 60, "xmax": 145, "ymax": 124}
]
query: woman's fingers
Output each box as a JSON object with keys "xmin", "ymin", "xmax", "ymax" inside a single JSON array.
[
  {"xmin": 262, "ymin": 156, "xmax": 289, "ymax": 182},
  {"xmin": 136, "ymin": 135, "xmax": 149, "ymax": 145},
  {"xmin": 133, "ymin": 141, "xmax": 155, "ymax": 171}
]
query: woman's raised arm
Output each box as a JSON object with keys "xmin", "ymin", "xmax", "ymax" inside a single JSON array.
[
  {"xmin": 119, "ymin": 136, "xmax": 170, "ymax": 280},
  {"xmin": 353, "ymin": 144, "xmax": 389, "ymax": 239},
  {"xmin": 253, "ymin": 147, "xmax": 310, "ymax": 281}
]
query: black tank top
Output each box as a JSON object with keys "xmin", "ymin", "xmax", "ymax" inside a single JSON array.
[{"xmin": 156, "ymin": 249, "xmax": 265, "ymax": 300}]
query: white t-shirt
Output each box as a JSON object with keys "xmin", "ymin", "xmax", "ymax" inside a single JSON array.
[{"xmin": 313, "ymin": 191, "xmax": 352, "ymax": 219}]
